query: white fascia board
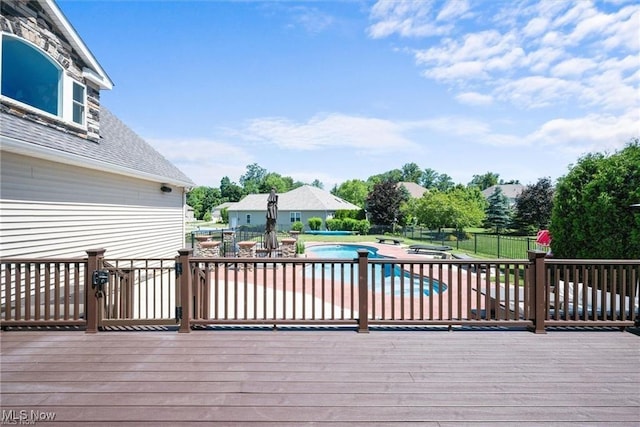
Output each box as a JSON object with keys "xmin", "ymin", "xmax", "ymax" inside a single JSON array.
[
  {"xmin": 1, "ymin": 134, "xmax": 193, "ymax": 189},
  {"xmin": 82, "ymin": 67, "xmax": 112, "ymax": 91},
  {"xmin": 42, "ymin": 0, "xmax": 114, "ymax": 90}
]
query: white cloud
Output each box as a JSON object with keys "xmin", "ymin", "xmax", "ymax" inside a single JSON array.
[
  {"xmin": 242, "ymin": 114, "xmax": 420, "ymax": 153},
  {"xmin": 524, "ymin": 47, "xmax": 566, "ymax": 73},
  {"xmin": 550, "ymin": 57, "xmax": 598, "ymax": 77},
  {"xmin": 147, "ymin": 138, "xmax": 254, "ymax": 187},
  {"xmin": 494, "ymin": 76, "xmax": 584, "ymax": 108},
  {"xmin": 601, "ymin": 6, "xmax": 640, "ymax": 51},
  {"xmin": 567, "ymin": 7, "xmax": 617, "ymax": 45},
  {"xmin": 527, "ymin": 111, "xmax": 639, "ymax": 150},
  {"xmin": 376, "ymin": 0, "xmax": 638, "ymax": 120},
  {"xmin": 436, "ymin": 0, "xmax": 471, "ymax": 22},
  {"xmin": 455, "ymin": 91, "xmax": 493, "ymax": 106},
  {"xmin": 367, "ymin": 0, "xmax": 451, "ymax": 38},
  {"xmin": 289, "ymin": 6, "xmax": 335, "ymax": 34},
  {"xmin": 522, "ymin": 16, "xmax": 550, "ymax": 38},
  {"xmin": 422, "ymin": 60, "xmax": 488, "ymax": 81},
  {"xmin": 415, "ymin": 30, "xmax": 524, "ymax": 81},
  {"xmin": 552, "ymin": 1, "xmax": 596, "ymax": 29}
]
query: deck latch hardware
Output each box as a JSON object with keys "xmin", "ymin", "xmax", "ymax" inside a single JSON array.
[
  {"xmin": 175, "ymin": 262, "xmax": 182, "ymax": 277},
  {"xmin": 91, "ymin": 270, "xmax": 108, "ymax": 298},
  {"xmin": 175, "ymin": 306, "xmax": 182, "ymax": 323}
]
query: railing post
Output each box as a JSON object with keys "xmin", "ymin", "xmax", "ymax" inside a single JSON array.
[
  {"xmin": 85, "ymin": 248, "xmax": 106, "ymax": 334},
  {"xmin": 527, "ymin": 250, "xmax": 547, "ymax": 334},
  {"xmin": 177, "ymin": 248, "xmax": 193, "ymax": 333},
  {"xmin": 357, "ymin": 249, "xmax": 369, "ymax": 333}
]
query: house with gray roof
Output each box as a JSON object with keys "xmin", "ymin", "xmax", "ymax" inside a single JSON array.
[
  {"xmin": 0, "ymin": 0, "xmax": 194, "ymax": 258},
  {"xmin": 397, "ymin": 182, "xmax": 428, "ymax": 199},
  {"xmin": 482, "ymin": 184, "xmax": 524, "ymax": 207},
  {"xmin": 227, "ymin": 185, "xmax": 360, "ymax": 231}
]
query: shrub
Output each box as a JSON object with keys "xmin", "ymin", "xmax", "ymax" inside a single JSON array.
[
  {"xmin": 354, "ymin": 219, "xmax": 370, "ymax": 235},
  {"xmin": 334, "ymin": 209, "xmax": 365, "ymax": 220},
  {"xmin": 326, "ymin": 218, "xmax": 342, "ymax": 231},
  {"xmin": 291, "ymin": 221, "xmax": 304, "ymax": 232},
  {"xmin": 295, "ymin": 240, "xmax": 305, "ymax": 254},
  {"xmin": 308, "ymin": 217, "xmax": 323, "ymax": 231},
  {"xmin": 342, "ymin": 218, "xmax": 358, "ymax": 231}
]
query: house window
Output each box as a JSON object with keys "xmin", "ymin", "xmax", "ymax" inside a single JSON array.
[
  {"xmin": 246, "ymin": 214, "xmax": 251, "ymax": 224},
  {"xmin": 1, "ymin": 35, "xmax": 61, "ymax": 116},
  {"xmin": 0, "ymin": 34, "xmax": 86, "ymax": 127},
  {"xmin": 290, "ymin": 212, "xmax": 301, "ymax": 223},
  {"xmin": 72, "ymin": 82, "xmax": 85, "ymax": 125}
]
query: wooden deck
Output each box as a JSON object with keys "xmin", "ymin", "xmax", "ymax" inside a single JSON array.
[{"xmin": 1, "ymin": 328, "xmax": 639, "ymax": 426}]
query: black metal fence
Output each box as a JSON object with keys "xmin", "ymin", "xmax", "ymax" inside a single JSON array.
[{"xmin": 403, "ymin": 228, "xmax": 538, "ymax": 259}]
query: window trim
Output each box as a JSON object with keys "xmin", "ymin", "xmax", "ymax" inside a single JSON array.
[
  {"xmin": 71, "ymin": 81, "xmax": 86, "ymax": 126},
  {"xmin": 290, "ymin": 212, "xmax": 301, "ymax": 223}
]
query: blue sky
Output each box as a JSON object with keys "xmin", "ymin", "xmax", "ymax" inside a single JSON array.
[{"xmin": 58, "ymin": 0, "xmax": 639, "ymax": 190}]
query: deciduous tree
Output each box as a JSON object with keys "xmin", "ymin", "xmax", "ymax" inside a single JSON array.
[
  {"xmin": 401, "ymin": 162, "xmax": 422, "ymax": 183},
  {"xmin": 550, "ymin": 140, "xmax": 640, "ymax": 259},
  {"xmin": 512, "ymin": 177, "xmax": 554, "ymax": 234},
  {"xmin": 366, "ymin": 180, "xmax": 407, "ymax": 228},
  {"xmin": 332, "ymin": 179, "xmax": 369, "ymax": 208},
  {"xmin": 468, "ymin": 172, "xmax": 499, "ymax": 190},
  {"xmin": 186, "ymin": 186, "xmax": 222, "ymax": 220}
]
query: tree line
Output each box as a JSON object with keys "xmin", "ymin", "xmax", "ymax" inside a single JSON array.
[{"xmin": 187, "ymin": 140, "xmax": 639, "ymax": 259}]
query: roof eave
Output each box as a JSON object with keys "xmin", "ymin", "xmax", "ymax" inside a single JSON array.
[
  {"xmin": 1, "ymin": 134, "xmax": 193, "ymax": 188},
  {"xmin": 42, "ymin": 0, "xmax": 114, "ymax": 90}
]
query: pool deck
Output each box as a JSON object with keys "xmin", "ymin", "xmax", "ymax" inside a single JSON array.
[
  {"xmin": 305, "ymin": 241, "xmax": 442, "ymax": 260},
  {"xmin": 2, "ymin": 242, "xmax": 639, "ymax": 425},
  {"xmin": 1, "ymin": 328, "xmax": 639, "ymax": 425}
]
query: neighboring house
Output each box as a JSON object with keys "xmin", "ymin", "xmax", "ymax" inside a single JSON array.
[
  {"xmin": 227, "ymin": 185, "xmax": 360, "ymax": 231},
  {"xmin": 397, "ymin": 182, "xmax": 428, "ymax": 199},
  {"xmin": 185, "ymin": 206, "xmax": 195, "ymax": 222},
  {"xmin": 0, "ymin": 0, "xmax": 194, "ymax": 258},
  {"xmin": 482, "ymin": 184, "xmax": 524, "ymax": 207}
]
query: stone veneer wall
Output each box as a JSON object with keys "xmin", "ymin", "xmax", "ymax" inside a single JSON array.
[
  {"xmin": 280, "ymin": 238, "xmax": 296, "ymax": 258},
  {"xmin": 193, "ymin": 235, "xmax": 210, "ymax": 257},
  {"xmin": 237, "ymin": 242, "xmax": 256, "ymax": 270},
  {"xmin": 0, "ymin": 0, "xmax": 101, "ymax": 141},
  {"xmin": 199, "ymin": 241, "xmax": 221, "ymax": 258},
  {"xmin": 222, "ymin": 231, "xmax": 235, "ymax": 245}
]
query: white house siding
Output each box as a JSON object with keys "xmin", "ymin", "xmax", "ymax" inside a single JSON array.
[{"xmin": 0, "ymin": 152, "xmax": 185, "ymax": 258}]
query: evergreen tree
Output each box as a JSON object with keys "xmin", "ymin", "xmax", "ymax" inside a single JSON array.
[{"xmin": 483, "ymin": 187, "xmax": 510, "ymax": 233}]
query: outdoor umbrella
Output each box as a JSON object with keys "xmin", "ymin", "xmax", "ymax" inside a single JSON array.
[{"xmin": 265, "ymin": 188, "xmax": 278, "ymax": 254}]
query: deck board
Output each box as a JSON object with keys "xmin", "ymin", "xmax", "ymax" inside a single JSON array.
[{"xmin": 1, "ymin": 328, "xmax": 639, "ymax": 426}]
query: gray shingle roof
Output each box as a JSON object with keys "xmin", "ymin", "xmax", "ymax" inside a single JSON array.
[
  {"xmin": 0, "ymin": 108, "xmax": 194, "ymax": 186},
  {"xmin": 398, "ymin": 181, "xmax": 428, "ymax": 198},
  {"xmin": 482, "ymin": 184, "xmax": 524, "ymax": 199},
  {"xmin": 228, "ymin": 185, "xmax": 361, "ymax": 212}
]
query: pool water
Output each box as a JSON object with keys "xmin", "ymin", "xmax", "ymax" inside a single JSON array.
[{"xmin": 306, "ymin": 244, "xmax": 446, "ymax": 296}]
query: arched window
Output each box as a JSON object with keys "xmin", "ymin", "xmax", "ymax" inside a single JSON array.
[{"xmin": 1, "ymin": 34, "xmax": 62, "ymax": 116}]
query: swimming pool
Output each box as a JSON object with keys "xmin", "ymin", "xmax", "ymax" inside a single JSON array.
[{"xmin": 306, "ymin": 244, "xmax": 446, "ymax": 296}]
